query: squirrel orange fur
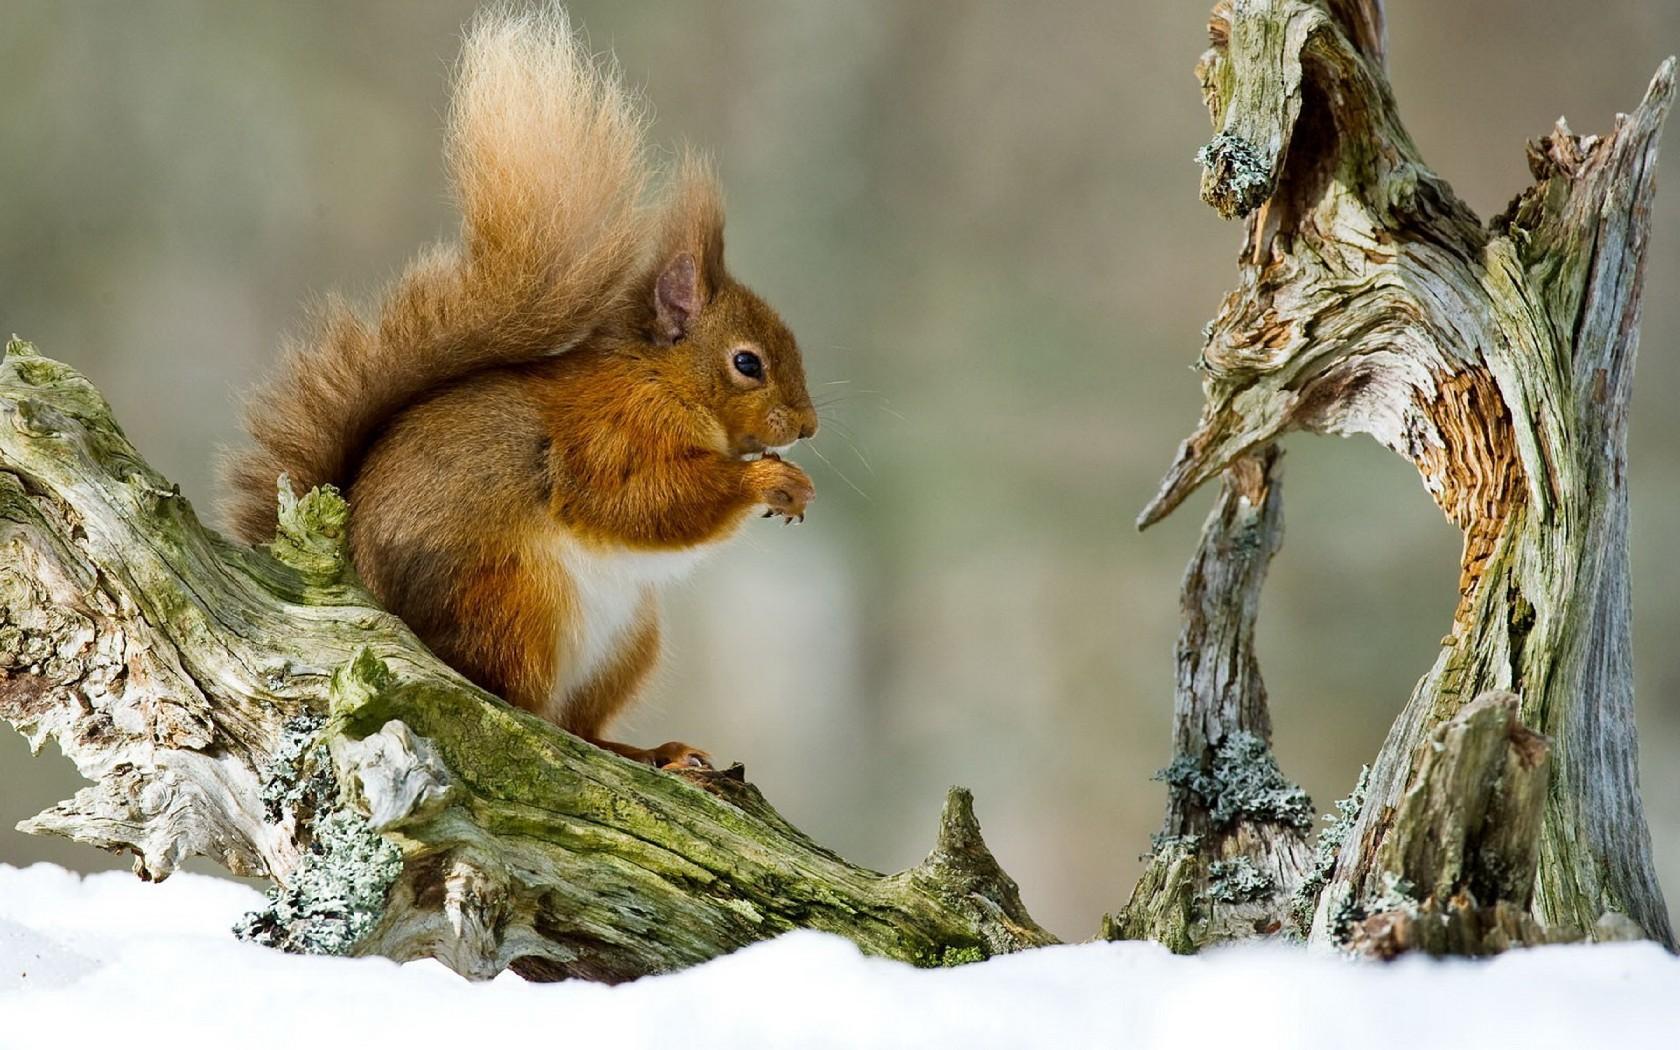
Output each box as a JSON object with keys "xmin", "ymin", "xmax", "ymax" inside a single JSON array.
[{"xmin": 221, "ymin": 6, "xmax": 817, "ymax": 769}]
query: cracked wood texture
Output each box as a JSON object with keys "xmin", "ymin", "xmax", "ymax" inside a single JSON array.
[
  {"xmin": 1144, "ymin": 0, "xmax": 1675, "ymax": 951},
  {"xmin": 0, "ymin": 339, "xmax": 1054, "ymax": 980}
]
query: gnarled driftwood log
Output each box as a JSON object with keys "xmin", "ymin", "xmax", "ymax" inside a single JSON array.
[{"xmin": 0, "ymin": 338, "xmax": 1054, "ymax": 980}]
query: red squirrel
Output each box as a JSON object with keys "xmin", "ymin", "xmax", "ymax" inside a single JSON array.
[{"xmin": 221, "ymin": 6, "xmax": 817, "ymax": 769}]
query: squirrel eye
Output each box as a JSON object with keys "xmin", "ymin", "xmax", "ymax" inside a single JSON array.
[{"xmin": 732, "ymin": 350, "xmax": 764, "ymax": 380}]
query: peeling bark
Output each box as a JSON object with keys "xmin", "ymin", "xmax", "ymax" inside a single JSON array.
[
  {"xmin": 0, "ymin": 338, "xmax": 1054, "ymax": 980},
  {"xmin": 1139, "ymin": 0, "xmax": 1675, "ymax": 954}
]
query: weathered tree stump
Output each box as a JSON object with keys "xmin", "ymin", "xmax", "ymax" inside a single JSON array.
[
  {"xmin": 1133, "ymin": 0, "xmax": 1676, "ymax": 955},
  {"xmin": 1341, "ymin": 692, "xmax": 1555, "ymax": 958}
]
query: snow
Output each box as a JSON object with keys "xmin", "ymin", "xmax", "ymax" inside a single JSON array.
[{"xmin": 1, "ymin": 863, "xmax": 1675, "ymax": 1050}]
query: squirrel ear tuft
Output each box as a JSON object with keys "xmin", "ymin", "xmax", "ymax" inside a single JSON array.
[
  {"xmin": 641, "ymin": 152, "xmax": 725, "ymax": 344},
  {"xmin": 653, "ymin": 252, "xmax": 700, "ymax": 343}
]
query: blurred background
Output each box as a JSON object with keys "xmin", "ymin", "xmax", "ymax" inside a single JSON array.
[{"xmin": 2, "ymin": 0, "xmax": 1677, "ymax": 940}]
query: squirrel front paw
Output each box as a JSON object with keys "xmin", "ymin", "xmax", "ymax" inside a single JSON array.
[{"xmin": 746, "ymin": 453, "xmax": 814, "ymax": 523}]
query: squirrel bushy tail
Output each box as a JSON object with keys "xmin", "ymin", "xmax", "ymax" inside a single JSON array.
[{"xmin": 222, "ymin": 4, "xmax": 719, "ymax": 543}]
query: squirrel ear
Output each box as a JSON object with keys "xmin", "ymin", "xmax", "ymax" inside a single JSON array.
[{"xmin": 652, "ymin": 252, "xmax": 701, "ymax": 343}]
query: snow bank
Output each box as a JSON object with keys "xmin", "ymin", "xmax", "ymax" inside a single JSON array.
[{"xmin": 1, "ymin": 863, "xmax": 1674, "ymax": 1049}]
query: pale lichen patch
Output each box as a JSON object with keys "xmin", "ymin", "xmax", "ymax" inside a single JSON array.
[
  {"xmin": 1197, "ymin": 132, "xmax": 1274, "ymax": 219},
  {"xmin": 1208, "ymin": 857, "xmax": 1274, "ymax": 904},
  {"xmin": 1156, "ymin": 732, "xmax": 1312, "ymax": 830},
  {"xmin": 235, "ymin": 809, "xmax": 403, "ymax": 955},
  {"xmin": 259, "ymin": 712, "xmax": 335, "ymax": 823},
  {"xmin": 239, "ymin": 710, "xmax": 403, "ymax": 955},
  {"xmin": 1291, "ymin": 766, "xmax": 1369, "ymax": 935}
]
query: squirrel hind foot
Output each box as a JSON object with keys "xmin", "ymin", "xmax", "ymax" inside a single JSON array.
[{"xmin": 587, "ymin": 737, "xmax": 712, "ymax": 771}]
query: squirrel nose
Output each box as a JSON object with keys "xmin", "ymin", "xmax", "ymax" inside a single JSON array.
[{"xmin": 798, "ymin": 414, "xmax": 818, "ymax": 440}]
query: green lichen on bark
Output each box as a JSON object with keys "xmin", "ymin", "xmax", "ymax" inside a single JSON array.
[
  {"xmin": 2, "ymin": 337, "xmax": 72, "ymax": 391},
  {"xmin": 237, "ymin": 709, "xmax": 402, "ymax": 955},
  {"xmin": 316, "ymin": 652, "xmax": 1053, "ymax": 976},
  {"xmin": 1102, "ymin": 834, "xmax": 1201, "ymax": 954},
  {"xmin": 938, "ymin": 945, "xmax": 987, "ymax": 967},
  {"xmin": 235, "ymin": 810, "xmax": 403, "ymax": 955},
  {"xmin": 1207, "ymin": 857, "xmax": 1274, "ymax": 904},
  {"xmin": 259, "ymin": 712, "xmax": 335, "ymax": 822},
  {"xmin": 1156, "ymin": 731, "xmax": 1312, "ymax": 830},
  {"xmin": 1290, "ymin": 766, "xmax": 1369, "ymax": 934},
  {"xmin": 1195, "ymin": 132, "xmax": 1273, "ymax": 218},
  {"xmin": 328, "ymin": 646, "xmax": 398, "ymax": 724}
]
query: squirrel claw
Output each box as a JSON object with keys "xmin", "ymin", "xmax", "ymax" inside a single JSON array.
[{"xmin": 748, "ymin": 455, "xmax": 814, "ymax": 522}]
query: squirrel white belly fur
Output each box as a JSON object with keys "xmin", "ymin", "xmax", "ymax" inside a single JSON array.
[{"xmin": 545, "ymin": 538, "xmax": 716, "ymax": 709}]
